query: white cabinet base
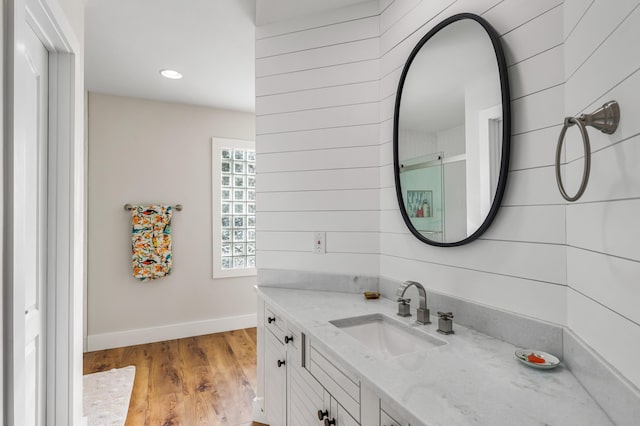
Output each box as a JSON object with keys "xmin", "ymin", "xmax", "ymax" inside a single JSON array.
[
  {"xmin": 258, "ymin": 297, "xmax": 413, "ymax": 426},
  {"xmin": 252, "ymin": 396, "xmax": 269, "ymax": 424}
]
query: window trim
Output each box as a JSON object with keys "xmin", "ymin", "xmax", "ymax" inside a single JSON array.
[{"xmin": 211, "ymin": 137, "xmax": 256, "ymax": 278}]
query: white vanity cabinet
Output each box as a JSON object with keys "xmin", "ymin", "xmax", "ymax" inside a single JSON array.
[
  {"xmin": 289, "ymin": 358, "xmax": 360, "ymax": 426},
  {"xmin": 259, "ymin": 298, "xmax": 411, "ymax": 426},
  {"xmin": 381, "ymin": 410, "xmax": 406, "ymax": 426},
  {"xmin": 380, "ymin": 399, "xmax": 410, "ymax": 426},
  {"xmin": 288, "ymin": 357, "xmax": 327, "ymax": 426},
  {"xmin": 307, "ymin": 341, "xmax": 361, "ymax": 423},
  {"xmin": 262, "ymin": 301, "xmax": 362, "ymax": 426},
  {"xmin": 263, "ymin": 303, "xmax": 300, "ymax": 426},
  {"xmin": 265, "ymin": 329, "xmax": 287, "ymax": 425},
  {"xmin": 289, "ymin": 359, "xmax": 359, "ymax": 426}
]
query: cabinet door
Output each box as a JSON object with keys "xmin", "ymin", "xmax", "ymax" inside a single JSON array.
[
  {"xmin": 288, "ymin": 361, "xmax": 327, "ymax": 426},
  {"xmin": 308, "ymin": 343, "xmax": 360, "ymax": 422},
  {"xmin": 265, "ymin": 331, "xmax": 287, "ymax": 426},
  {"xmin": 330, "ymin": 397, "xmax": 360, "ymax": 426}
]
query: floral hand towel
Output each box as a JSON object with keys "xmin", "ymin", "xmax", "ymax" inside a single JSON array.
[{"xmin": 131, "ymin": 205, "xmax": 173, "ymax": 281}]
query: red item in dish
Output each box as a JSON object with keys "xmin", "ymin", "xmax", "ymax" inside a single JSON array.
[{"xmin": 527, "ymin": 353, "xmax": 546, "ymax": 364}]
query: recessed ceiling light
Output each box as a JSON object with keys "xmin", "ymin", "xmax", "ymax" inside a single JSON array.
[{"xmin": 160, "ymin": 69, "xmax": 182, "ymax": 80}]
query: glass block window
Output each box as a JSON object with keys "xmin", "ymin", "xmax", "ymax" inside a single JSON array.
[{"xmin": 212, "ymin": 138, "xmax": 256, "ymax": 278}]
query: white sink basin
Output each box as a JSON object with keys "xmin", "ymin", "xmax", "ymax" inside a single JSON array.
[{"xmin": 330, "ymin": 313, "xmax": 447, "ymax": 359}]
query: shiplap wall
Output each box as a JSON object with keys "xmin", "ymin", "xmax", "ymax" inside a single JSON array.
[
  {"xmin": 256, "ymin": 0, "xmax": 640, "ymax": 389},
  {"xmin": 256, "ymin": 1, "xmax": 381, "ymax": 276},
  {"xmin": 563, "ymin": 0, "xmax": 640, "ymax": 389},
  {"xmin": 378, "ymin": 0, "xmax": 568, "ymax": 325}
]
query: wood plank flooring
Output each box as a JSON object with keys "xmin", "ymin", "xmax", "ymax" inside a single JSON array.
[{"xmin": 83, "ymin": 328, "xmax": 268, "ymax": 426}]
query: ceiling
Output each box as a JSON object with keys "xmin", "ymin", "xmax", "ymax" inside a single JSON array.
[
  {"xmin": 85, "ymin": 0, "xmax": 256, "ymax": 112},
  {"xmin": 85, "ymin": 0, "xmax": 369, "ymax": 112}
]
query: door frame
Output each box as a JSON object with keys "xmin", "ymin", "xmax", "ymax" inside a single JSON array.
[{"xmin": 3, "ymin": 0, "xmax": 84, "ymax": 424}]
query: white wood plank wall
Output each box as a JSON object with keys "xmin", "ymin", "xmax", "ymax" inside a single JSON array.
[
  {"xmin": 255, "ymin": 1, "xmax": 382, "ymax": 276},
  {"xmin": 563, "ymin": 0, "xmax": 640, "ymax": 389},
  {"xmin": 255, "ymin": 0, "xmax": 640, "ymax": 388},
  {"xmin": 378, "ymin": 0, "xmax": 568, "ymax": 325}
]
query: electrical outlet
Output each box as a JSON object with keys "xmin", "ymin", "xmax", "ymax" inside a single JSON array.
[{"xmin": 313, "ymin": 232, "xmax": 326, "ymax": 254}]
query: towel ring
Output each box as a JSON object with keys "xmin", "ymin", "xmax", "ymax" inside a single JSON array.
[
  {"xmin": 555, "ymin": 100, "xmax": 620, "ymax": 202},
  {"xmin": 555, "ymin": 117, "xmax": 591, "ymax": 202}
]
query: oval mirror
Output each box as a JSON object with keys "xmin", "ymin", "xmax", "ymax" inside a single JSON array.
[{"xmin": 394, "ymin": 13, "xmax": 510, "ymax": 247}]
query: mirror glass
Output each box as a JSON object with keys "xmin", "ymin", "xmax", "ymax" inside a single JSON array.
[{"xmin": 394, "ymin": 14, "xmax": 510, "ymax": 246}]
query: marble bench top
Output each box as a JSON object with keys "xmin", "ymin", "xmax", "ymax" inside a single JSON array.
[{"xmin": 258, "ymin": 286, "xmax": 612, "ymax": 426}]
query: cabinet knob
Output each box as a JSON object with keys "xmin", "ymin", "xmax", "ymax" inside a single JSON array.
[
  {"xmin": 324, "ymin": 418, "xmax": 336, "ymax": 426},
  {"xmin": 284, "ymin": 335, "xmax": 294, "ymax": 344},
  {"xmin": 277, "ymin": 359, "xmax": 285, "ymax": 368},
  {"xmin": 317, "ymin": 409, "xmax": 328, "ymax": 420},
  {"xmin": 267, "ymin": 316, "xmax": 276, "ymax": 323}
]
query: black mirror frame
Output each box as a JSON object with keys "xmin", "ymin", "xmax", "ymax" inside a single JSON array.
[{"xmin": 393, "ymin": 13, "xmax": 511, "ymax": 247}]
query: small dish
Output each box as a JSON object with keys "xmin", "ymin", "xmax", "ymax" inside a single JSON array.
[
  {"xmin": 514, "ymin": 349, "xmax": 560, "ymax": 370},
  {"xmin": 363, "ymin": 291, "xmax": 381, "ymax": 300}
]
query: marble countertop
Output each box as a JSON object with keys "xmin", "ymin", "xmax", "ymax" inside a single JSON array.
[{"xmin": 258, "ymin": 286, "xmax": 612, "ymax": 426}]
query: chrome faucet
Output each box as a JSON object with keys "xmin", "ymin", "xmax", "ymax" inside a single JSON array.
[{"xmin": 396, "ymin": 281, "xmax": 431, "ymax": 324}]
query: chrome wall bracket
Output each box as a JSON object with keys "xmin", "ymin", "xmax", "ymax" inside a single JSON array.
[
  {"xmin": 555, "ymin": 100, "xmax": 620, "ymax": 202},
  {"xmin": 580, "ymin": 100, "xmax": 620, "ymax": 134}
]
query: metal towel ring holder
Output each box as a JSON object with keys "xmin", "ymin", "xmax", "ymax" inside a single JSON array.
[{"xmin": 555, "ymin": 100, "xmax": 620, "ymax": 202}]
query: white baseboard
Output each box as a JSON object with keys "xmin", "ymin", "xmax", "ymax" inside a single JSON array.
[{"xmin": 86, "ymin": 313, "xmax": 257, "ymax": 351}]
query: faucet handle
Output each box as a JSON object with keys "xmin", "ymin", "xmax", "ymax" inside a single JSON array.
[
  {"xmin": 437, "ymin": 312, "xmax": 454, "ymax": 335},
  {"xmin": 397, "ymin": 297, "xmax": 412, "ymax": 317}
]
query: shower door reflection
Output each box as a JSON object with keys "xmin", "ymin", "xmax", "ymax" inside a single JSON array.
[{"xmin": 399, "ymin": 152, "xmax": 445, "ymax": 242}]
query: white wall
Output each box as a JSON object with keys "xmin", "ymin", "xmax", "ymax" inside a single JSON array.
[
  {"xmin": 255, "ymin": 1, "xmax": 381, "ymax": 276},
  {"xmin": 56, "ymin": 0, "xmax": 84, "ymax": 48},
  {"xmin": 379, "ymin": 0, "xmax": 567, "ymax": 324},
  {"xmin": 255, "ymin": 0, "xmax": 640, "ymax": 389},
  {"xmin": 381, "ymin": 2, "xmax": 640, "ymax": 391},
  {"xmin": 563, "ymin": 0, "xmax": 640, "ymax": 389},
  {"xmin": 255, "ymin": 0, "xmax": 566, "ymax": 322},
  {"xmin": 87, "ymin": 93, "xmax": 257, "ymax": 350},
  {"xmin": 464, "ymin": 71, "xmax": 501, "ymax": 233},
  {"xmin": 398, "ymin": 128, "xmax": 437, "ymax": 160}
]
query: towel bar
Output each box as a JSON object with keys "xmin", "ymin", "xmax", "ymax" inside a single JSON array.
[
  {"xmin": 555, "ymin": 100, "xmax": 620, "ymax": 202},
  {"xmin": 124, "ymin": 203, "xmax": 183, "ymax": 211}
]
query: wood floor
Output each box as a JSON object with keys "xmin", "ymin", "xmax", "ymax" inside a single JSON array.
[{"xmin": 83, "ymin": 328, "xmax": 267, "ymax": 426}]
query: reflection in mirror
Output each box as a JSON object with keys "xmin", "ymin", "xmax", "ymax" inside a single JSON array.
[{"xmin": 394, "ymin": 14, "xmax": 510, "ymax": 246}]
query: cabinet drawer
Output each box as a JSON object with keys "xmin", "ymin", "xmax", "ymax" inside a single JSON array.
[
  {"xmin": 309, "ymin": 344, "xmax": 360, "ymax": 422},
  {"xmin": 265, "ymin": 304, "xmax": 286, "ymax": 341}
]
